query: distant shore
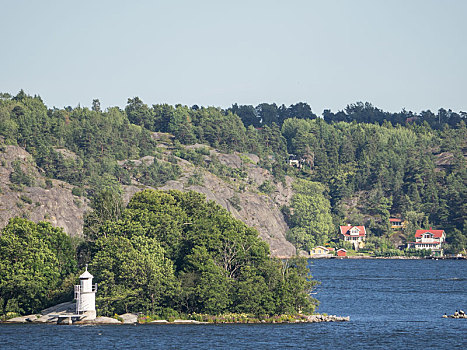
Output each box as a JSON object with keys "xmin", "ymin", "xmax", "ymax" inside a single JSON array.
[{"xmin": 306, "ymin": 255, "xmax": 466, "ymax": 260}]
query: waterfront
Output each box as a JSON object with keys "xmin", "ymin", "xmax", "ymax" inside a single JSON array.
[{"xmin": 1, "ymin": 259, "xmax": 466, "ymax": 349}]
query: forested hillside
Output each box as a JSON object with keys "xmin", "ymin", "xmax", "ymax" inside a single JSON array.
[{"xmin": 0, "ymin": 91, "xmax": 466, "ymax": 254}]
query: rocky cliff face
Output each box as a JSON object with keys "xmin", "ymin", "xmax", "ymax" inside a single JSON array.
[
  {"xmin": 0, "ymin": 145, "xmax": 89, "ymax": 237},
  {"xmin": 0, "ymin": 144, "xmax": 296, "ymax": 257}
]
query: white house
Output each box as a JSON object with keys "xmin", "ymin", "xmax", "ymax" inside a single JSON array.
[
  {"xmin": 340, "ymin": 225, "xmax": 366, "ymax": 250},
  {"xmin": 407, "ymin": 229, "xmax": 446, "ymax": 256}
]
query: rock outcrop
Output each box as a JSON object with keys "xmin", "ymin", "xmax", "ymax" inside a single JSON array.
[
  {"xmin": 305, "ymin": 314, "xmax": 350, "ymax": 322},
  {"xmin": 0, "ymin": 145, "xmax": 89, "ymax": 237},
  {"xmin": 0, "ymin": 144, "xmax": 296, "ymax": 257}
]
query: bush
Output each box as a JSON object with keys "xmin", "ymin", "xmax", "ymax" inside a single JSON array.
[
  {"xmin": 45, "ymin": 179, "xmax": 53, "ymax": 189},
  {"xmin": 9, "ymin": 161, "xmax": 33, "ymax": 187},
  {"xmin": 72, "ymin": 187, "xmax": 83, "ymax": 196},
  {"xmin": 195, "ymin": 146, "xmax": 210, "ymax": 156},
  {"xmin": 8, "ymin": 183, "xmax": 22, "ymax": 192},
  {"xmin": 258, "ymin": 180, "xmax": 275, "ymax": 194},
  {"xmin": 187, "ymin": 170, "xmax": 204, "ymax": 186},
  {"xmin": 228, "ymin": 195, "xmax": 242, "ymax": 211},
  {"xmin": 20, "ymin": 194, "xmax": 32, "ymax": 204}
]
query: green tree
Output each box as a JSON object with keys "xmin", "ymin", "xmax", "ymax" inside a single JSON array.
[
  {"xmin": 288, "ymin": 180, "xmax": 334, "ymax": 250},
  {"xmin": 0, "ymin": 218, "xmax": 76, "ymax": 315},
  {"xmin": 90, "ymin": 234, "xmax": 177, "ymax": 315},
  {"xmin": 84, "ymin": 188, "xmax": 124, "ymax": 241}
]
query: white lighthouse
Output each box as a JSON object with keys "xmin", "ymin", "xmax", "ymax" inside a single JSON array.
[{"xmin": 74, "ymin": 264, "xmax": 97, "ymax": 320}]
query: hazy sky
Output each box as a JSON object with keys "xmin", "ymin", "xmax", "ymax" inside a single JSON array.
[{"xmin": 1, "ymin": 0, "xmax": 466, "ymax": 115}]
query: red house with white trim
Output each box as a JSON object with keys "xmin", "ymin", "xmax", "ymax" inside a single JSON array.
[
  {"xmin": 407, "ymin": 229, "xmax": 446, "ymax": 256},
  {"xmin": 340, "ymin": 225, "xmax": 366, "ymax": 250}
]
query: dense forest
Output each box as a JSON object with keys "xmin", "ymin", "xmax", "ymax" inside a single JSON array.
[
  {"xmin": 1, "ymin": 90, "xmax": 465, "ymax": 252},
  {"xmin": 0, "ymin": 90, "xmax": 466, "ymax": 316}
]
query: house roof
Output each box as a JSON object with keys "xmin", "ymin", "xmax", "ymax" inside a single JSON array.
[
  {"xmin": 415, "ymin": 229, "xmax": 445, "ymax": 238},
  {"xmin": 340, "ymin": 226, "xmax": 366, "ymax": 237},
  {"xmin": 389, "ymin": 218, "xmax": 402, "ymax": 222},
  {"xmin": 313, "ymin": 246, "xmax": 329, "ymax": 251},
  {"xmin": 337, "ymin": 248, "xmax": 347, "ymax": 252}
]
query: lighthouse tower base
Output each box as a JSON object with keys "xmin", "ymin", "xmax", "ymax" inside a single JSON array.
[{"xmin": 80, "ymin": 310, "xmax": 96, "ymax": 321}]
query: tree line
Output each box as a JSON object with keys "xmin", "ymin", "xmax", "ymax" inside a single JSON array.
[{"xmin": 1, "ymin": 90, "xmax": 466, "ymax": 254}]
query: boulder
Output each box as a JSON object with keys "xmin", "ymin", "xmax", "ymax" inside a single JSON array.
[
  {"xmin": 89, "ymin": 317, "xmax": 122, "ymax": 324},
  {"xmin": 150, "ymin": 320, "xmax": 168, "ymax": 324},
  {"xmin": 119, "ymin": 313, "xmax": 138, "ymax": 324},
  {"xmin": 172, "ymin": 319, "xmax": 207, "ymax": 324}
]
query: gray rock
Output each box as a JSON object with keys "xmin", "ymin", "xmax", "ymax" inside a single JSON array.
[
  {"xmin": 87, "ymin": 316, "xmax": 122, "ymax": 324},
  {"xmin": 119, "ymin": 313, "xmax": 138, "ymax": 324},
  {"xmin": 150, "ymin": 320, "xmax": 168, "ymax": 324},
  {"xmin": 305, "ymin": 314, "xmax": 350, "ymax": 323},
  {"xmin": 40, "ymin": 301, "xmax": 76, "ymax": 315},
  {"xmin": 5, "ymin": 315, "xmax": 33, "ymax": 323},
  {"xmin": 0, "ymin": 146, "xmax": 89, "ymax": 238},
  {"xmin": 172, "ymin": 319, "xmax": 207, "ymax": 324}
]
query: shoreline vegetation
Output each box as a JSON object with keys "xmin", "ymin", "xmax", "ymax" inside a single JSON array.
[{"xmin": 3, "ymin": 311, "xmax": 350, "ymax": 325}]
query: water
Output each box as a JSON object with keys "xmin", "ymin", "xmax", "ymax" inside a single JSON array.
[{"xmin": 1, "ymin": 259, "xmax": 466, "ymax": 349}]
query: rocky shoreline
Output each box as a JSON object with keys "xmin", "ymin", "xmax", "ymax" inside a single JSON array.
[
  {"xmin": 1, "ymin": 302, "xmax": 349, "ymax": 325},
  {"xmin": 2, "ymin": 314, "xmax": 350, "ymax": 325}
]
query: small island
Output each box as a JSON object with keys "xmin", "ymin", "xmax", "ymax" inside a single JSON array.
[{"xmin": 1, "ymin": 189, "xmax": 348, "ymax": 324}]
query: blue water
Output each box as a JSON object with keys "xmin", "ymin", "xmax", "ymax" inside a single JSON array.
[{"xmin": 1, "ymin": 259, "xmax": 466, "ymax": 349}]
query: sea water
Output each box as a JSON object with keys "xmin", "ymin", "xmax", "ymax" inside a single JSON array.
[{"xmin": 1, "ymin": 259, "xmax": 465, "ymax": 349}]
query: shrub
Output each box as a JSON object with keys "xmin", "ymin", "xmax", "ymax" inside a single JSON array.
[
  {"xmin": 8, "ymin": 183, "xmax": 22, "ymax": 192},
  {"xmin": 71, "ymin": 187, "xmax": 83, "ymax": 196},
  {"xmin": 45, "ymin": 179, "xmax": 53, "ymax": 189},
  {"xmin": 9, "ymin": 160, "xmax": 33, "ymax": 187},
  {"xmin": 258, "ymin": 180, "xmax": 275, "ymax": 194},
  {"xmin": 228, "ymin": 195, "xmax": 241, "ymax": 211},
  {"xmin": 20, "ymin": 195, "xmax": 32, "ymax": 204},
  {"xmin": 195, "ymin": 146, "xmax": 210, "ymax": 156}
]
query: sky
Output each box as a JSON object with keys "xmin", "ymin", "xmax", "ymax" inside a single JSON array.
[{"xmin": 1, "ymin": 0, "xmax": 466, "ymax": 115}]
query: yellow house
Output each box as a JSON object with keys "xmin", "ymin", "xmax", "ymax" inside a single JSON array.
[
  {"xmin": 389, "ymin": 218, "xmax": 405, "ymax": 230},
  {"xmin": 310, "ymin": 246, "xmax": 334, "ymax": 257}
]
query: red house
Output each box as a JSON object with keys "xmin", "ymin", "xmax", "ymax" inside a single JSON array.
[{"xmin": 337, "ymin": 248, "xmax": 347, "ymax": 257}]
